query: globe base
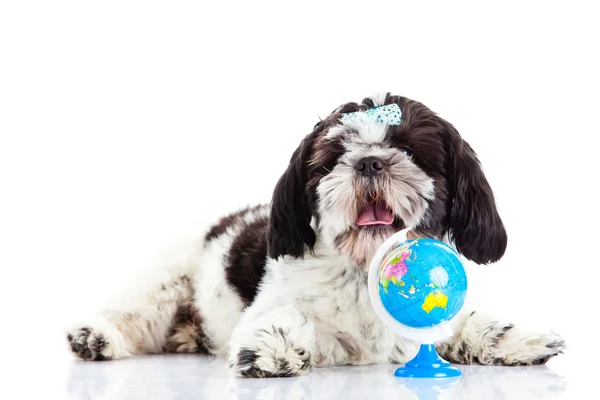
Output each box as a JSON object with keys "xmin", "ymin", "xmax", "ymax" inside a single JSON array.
[{"xmin": 394, "ymin": 344, "xmax": 462, "ymax": 378}]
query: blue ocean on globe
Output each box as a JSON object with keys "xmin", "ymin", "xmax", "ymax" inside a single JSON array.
[{"xmin": 378, "ymin": 238, "xmax": 467, "ymax": 328}]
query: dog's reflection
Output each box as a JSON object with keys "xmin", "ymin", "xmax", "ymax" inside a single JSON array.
[
  {"xmin": 227, "ymin": 364, "xmax": 567, "ymax": 400},
  {"xmin": 67, "ymin": 356, "xmax": 567, "ymax": 400}
]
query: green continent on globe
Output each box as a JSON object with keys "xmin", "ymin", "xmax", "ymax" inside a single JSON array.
[{"xmin": 379, "ymin": 242, "xmax": 413, "ymax": 294}]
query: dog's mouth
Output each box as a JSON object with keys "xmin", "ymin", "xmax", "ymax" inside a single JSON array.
[{"xmin": 357, "ymin": 200, "xmax": 395, "ymax": 226}]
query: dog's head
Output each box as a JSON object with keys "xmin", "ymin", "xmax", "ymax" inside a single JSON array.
[{"xmin": 268, "ymin": 93, "xmax": 507, "ymax": 267}]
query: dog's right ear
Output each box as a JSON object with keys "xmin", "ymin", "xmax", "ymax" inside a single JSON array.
[{"xmin": 267, "ymin": 128, "xmax": 322, "ymax": 260}]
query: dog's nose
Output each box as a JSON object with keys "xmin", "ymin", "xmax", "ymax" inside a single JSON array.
[{"xmin": 355, "ymin": 156, "xmax": 386, "ymax": 176}]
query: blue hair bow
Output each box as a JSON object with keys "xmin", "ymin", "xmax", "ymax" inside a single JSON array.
[{"xmin": 341, "ymin": 103, "xmax": 402, "ymax": 126}]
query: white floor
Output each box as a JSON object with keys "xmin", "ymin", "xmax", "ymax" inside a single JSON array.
[{"xmin": 54, "ymin": 354, "xmax": 577, "ymax": 400}]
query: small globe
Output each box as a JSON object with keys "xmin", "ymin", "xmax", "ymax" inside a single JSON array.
[{"xmin": 378, "ymin": 238, "xmax": 467, "ymax": 329}]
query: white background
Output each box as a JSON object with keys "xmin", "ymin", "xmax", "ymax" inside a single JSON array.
[{"xmin": 1, "ymin": 0, "xmax": 598, "ymax": 394}]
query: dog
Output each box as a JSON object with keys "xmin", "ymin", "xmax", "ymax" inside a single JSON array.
[{"xmin": 67, "ymin": 93, "xmax": 565, "ymax": 377}]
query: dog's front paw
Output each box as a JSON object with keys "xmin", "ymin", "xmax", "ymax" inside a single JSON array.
[
  {"xmin": 495, "ymin": 330, "xmax": 566, "ymax": 366},
  {"xmin": 230, "ymin": 326, "xmax": 312, "ymax": 378},
  {"xmin": 437, "ymin": 312, "xmax": 566, "ymax": 366},
  {"xmin": 67, "ymin": 327, "xmax": 111, "ymax": 361},
  {"xmin": 67, "ymin": 319, "xmax": 129, "ymax": 361}
]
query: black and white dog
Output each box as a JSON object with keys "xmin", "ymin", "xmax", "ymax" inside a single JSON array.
[{"xmin": 67, "ymin": 93, "xmax": 565, "ymax": 377}]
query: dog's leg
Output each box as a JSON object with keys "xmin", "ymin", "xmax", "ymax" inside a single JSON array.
[
  {"xmin": 228, "ymin": 304, "xmax": 316, "ymax": 378},
  {"xmin": 435, "ymin": 311, "xmax": 566, "ymax": 366},
  {"xmin": 67, "ymin": 247, "xmax": 199, "ymax": 361}
]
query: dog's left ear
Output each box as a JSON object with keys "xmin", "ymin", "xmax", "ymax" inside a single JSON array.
[
  {"xmin": 443, "ymin": 121, "xmax": 507, "ymax": 264},
  {"xmin": 267, "ymin": 128, "xmax": 322, "ymax": 259}
]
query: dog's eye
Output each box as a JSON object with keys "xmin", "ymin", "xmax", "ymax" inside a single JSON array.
[{"xmin": 400, "ymin": 148, "xmax": 411, "ymax": 157}]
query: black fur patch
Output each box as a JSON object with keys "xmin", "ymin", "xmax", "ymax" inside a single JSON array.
[
  {"xmin": 546, "ymin": 340, "xmax": 566, "ymax": 349},
  {"xmin": 205, "ymin": 205, "xmax": 262, "ymax": 243},
  {"xmin": 268, "ymin": 127, "xmax": 324, "ymax": 259},
  {"xmin": 237, "ymin": 348, "xmax": 259, "ymax": 367},
  {"xmin": 225, "ymin": 217, "xmax": 269, "ymax": 305},
  {"xmin": 166, "ymin": 301, "xmax": 211, "ymax": 353}
]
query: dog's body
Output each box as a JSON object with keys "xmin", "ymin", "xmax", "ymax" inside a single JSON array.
[{"xmin": 68, "ymin": 94, "xmax": 565, "ymax": 377}]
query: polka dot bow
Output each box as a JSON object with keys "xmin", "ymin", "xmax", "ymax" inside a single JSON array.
[{"xmin": 341, "ymin": 103, "xmax": 402, "ymax": 126}]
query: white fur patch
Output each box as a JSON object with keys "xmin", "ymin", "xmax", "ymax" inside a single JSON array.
[
  {"xmin": 325, "ymin": 125, "xmax": 346, "ymax": 140},
  {"xmin": 195, "ymin": 206, "xmax": 269, "ymax": 356},
  {"xmin": 367, "ymin": 92, "xmax": 387, "ymax": 106},
  {"xmin": 341, "ymin": 118, "xmax": 388, "ymax": 144}
]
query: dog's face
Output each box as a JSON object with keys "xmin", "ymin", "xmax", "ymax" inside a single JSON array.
[{"xmin": 268, "ymin": 93, "xmax": 507, "ymax": 267}]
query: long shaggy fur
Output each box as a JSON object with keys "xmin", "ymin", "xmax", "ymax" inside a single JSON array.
[{"xmin": 66, "ymin": 93, "xmax": 565, "ymax": 377}]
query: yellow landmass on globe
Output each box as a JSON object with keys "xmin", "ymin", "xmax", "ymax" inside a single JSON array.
[{"xmin": 422, "ymin": 291, "xmax": 448, "ymax": 313}]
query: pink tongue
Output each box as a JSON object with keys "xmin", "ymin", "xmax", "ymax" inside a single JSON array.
[{"xmin": 357, "ymin": 202, "xmax": 395, "ymax": 226}]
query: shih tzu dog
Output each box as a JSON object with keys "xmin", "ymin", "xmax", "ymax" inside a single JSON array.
[{"xmin": 67, "ymin": 93, "xmax": 565, "ymax": 377}]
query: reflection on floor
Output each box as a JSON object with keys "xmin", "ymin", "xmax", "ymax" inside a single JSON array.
[{"xmin": 64, "ymin": 354, "xmax": 571, "ymax": 400}]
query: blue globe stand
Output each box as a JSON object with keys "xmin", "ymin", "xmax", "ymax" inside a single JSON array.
[
  {"xmin": 367, "ymin": 229, "xmax": 466, "ymax": 399},
  {"xmin": 395, "ymin": 344, "xmax": 461, "ymax": 378}
]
